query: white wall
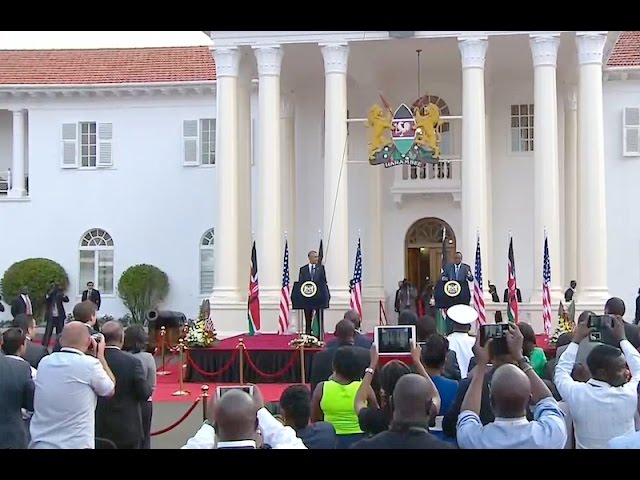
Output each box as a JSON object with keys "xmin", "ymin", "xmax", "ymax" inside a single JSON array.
[
  {"xmin": 0, "ymin": 93, "xmax": 218, "ymax": 321},
  {"xmin": 604, "ymin": 79, "xmax": 640, "ymax": 317}
]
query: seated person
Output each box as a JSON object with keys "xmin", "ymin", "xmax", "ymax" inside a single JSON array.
[
  {"xmin": 279, "ymin": 385, "xmax": 336, "ymax": 449},
  {"xmin": 311, "ymin": 346, "xmax": 378, "ymax": 449},
  {"xmin": 182, "ymin": 385, "xmax": 306, "ymax": 449}
]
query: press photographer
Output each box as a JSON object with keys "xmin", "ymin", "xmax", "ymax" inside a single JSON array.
[{"xmin": 42, "ymin": 282, "xmax": 69, "ymax": 349}]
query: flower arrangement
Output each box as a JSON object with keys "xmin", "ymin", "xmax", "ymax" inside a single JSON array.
[
  {"xmin": 184, "ymin": 309, "xmax": 217, "ymax": 348},
  {"xmin": 549, "ymin": 302, "xmax": 576, "ymax": 345},
  {"xmin": 289, "ymin": 334, "xmax": 324, "ymax": 349}
]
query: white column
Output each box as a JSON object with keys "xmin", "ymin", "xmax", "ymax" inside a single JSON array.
[
  {"xmin": 8, "ymin": 109, "xmax": 26, "ymax": 198},
  {"xmin": 564, "ymin": 84, "xmax": 578, "ymax": 287},
  {"xmin": 321, "ymin": 43, "xmax": 350, "ymax": 301},
  {"xmin": 253, "ymin": 45, "xmax": 283, "ymax": 303},
  {"xmin": 236, "ymin": 53, "xmax": 253, "ymax": 289},
  {"xmin": 576, "ymin": 32, "xmax": 609, "ymax": 304},
  {"xmin": 210, "ymin": 47, "xmax": 241, "ymax": 303},
  {"xmin": 367, "ymin": 165, "xmax": 385, "ymax": 301},
  {"xmin": 458, "ymin": 38, "xmax": 489, "ymax": 275},
  {"xmin": 529, "ymin": 34, "xmax": 562, "ymax": 302},
  {"xmin": 281, "ymin": 94, "xmax": 296, "ymax": 264}
]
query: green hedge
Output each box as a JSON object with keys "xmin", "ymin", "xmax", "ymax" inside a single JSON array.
[
  {"xmin": 118, "ymin": 264, "xmax": 169, "ymax": 324},
  {"xmin": 1, "ymin": 258, "xmax": 68, "ymax": 321}
]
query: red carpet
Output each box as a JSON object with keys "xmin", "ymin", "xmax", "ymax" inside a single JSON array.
[{"xmin": 152, "ymin": 361, "xmax": 300, "ymax": 403}]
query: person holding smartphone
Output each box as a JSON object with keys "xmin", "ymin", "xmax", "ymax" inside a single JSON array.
[{"xmin": 554, "ymin": 313, "xmax": 640, "ymax": 449}]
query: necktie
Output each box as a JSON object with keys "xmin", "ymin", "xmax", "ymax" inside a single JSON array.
[
  {"xmin": 311, "ymin": 265, "xmax": 316, "ymax": 279},
  {"xmin": 455, "ymin": 265, "xmax": 459, "ymax": 279}
]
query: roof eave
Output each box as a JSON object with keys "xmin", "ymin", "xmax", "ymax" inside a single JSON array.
[
  {"xmin": 604, "ymin": 65, "xmax": 640, "ymax": 72},
  {"xmin": 0, "ymin": 80, "xmax": 216, "ymax": 90}
]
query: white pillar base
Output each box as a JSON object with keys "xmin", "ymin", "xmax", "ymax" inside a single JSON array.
[
  {"xmin": 7, "ymin": 188, "xmax": 26, "ymax": 198},
  {"xmin": 210, "ymin": 288, "xmax": 244, "ymax": 306}
]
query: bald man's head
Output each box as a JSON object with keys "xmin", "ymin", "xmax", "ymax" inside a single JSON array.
[
  {"xmin": 490, "ymin": 364, "xmax": 532, "ymax": 418},
  {"xmin": 102, "ymin": 321, "xmax": 124, "ymax": 347},
  {"xmin": 390, "ymin": 374, "xmax": 433, "ymax": 429},
  {"xmin": 60, "ymin": 321, "xmax": 91, "ymax": 352},
  {"xmin": 213, "ymin": 390, "xmax": 258, "ymax": 443}
]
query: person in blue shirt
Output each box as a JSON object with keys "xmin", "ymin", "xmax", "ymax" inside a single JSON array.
[{"xmin": 421, "ymin": 333, "xmax": 459, "ymax": 441}]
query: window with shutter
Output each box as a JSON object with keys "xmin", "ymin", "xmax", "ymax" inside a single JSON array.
[
  {"xmin": 183, "ymin": 120, "xmax": 199, "ymax": 166},
  {"xmin": 200, "ymin": 119, "xmax": 216, "ymax": 165},
  {"xmin": 61, "ymin": 123, "xmax": 78, "ymax": 168},
  {"xmin": 97, "ymin": 123, "xmax": 113, "ymax": 166},
  {"xmin": 623, "ymin": 106, "xmax": 640, "ymax": 157},
  {"xmin": 79, "ymin": 121, "xmax": 97, "ymax": 168}
]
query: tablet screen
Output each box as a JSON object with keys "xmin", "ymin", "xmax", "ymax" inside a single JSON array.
[{"xmin": 377, "ymin": 326, "xmax": 413, "ymax": 354}]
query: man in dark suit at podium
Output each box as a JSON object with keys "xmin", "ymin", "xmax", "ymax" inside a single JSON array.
[
  {"xmin": 442, "ymin": 252, "xmax": 473, "ymax": 282},
  {"xmin": 298, "ymin": 250, "xmax": 329, "ymax": 335}
]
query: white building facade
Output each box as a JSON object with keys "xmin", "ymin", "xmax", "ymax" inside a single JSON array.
[{"xmin": 1, "ymin": 32, "xmax": 639, "ymax": 334}]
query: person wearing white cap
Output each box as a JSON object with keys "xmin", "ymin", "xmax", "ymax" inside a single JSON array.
[{"xmin": 445, "ymin": 304, "xmax": 477, "ymax": 379}]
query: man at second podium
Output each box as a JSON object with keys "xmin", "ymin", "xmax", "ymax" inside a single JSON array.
[
  {"xmin": 442, "ymin": 252, "xmax": 474, "ymax": 283},
  {"xmin": 298, "ymin": 250, "xmax": 330, "ymax": 335}
]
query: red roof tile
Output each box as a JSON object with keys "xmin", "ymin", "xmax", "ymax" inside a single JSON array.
[
  {"xmin": 0, "ymin": 46, "xmax": 216, "ymax": 85},
  {"xmin": 607, "ymin": 31, "xmax": 640, "ymax": 68}
]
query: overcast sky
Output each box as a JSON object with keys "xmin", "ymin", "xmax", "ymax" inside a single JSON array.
[{"xmin": 0, "ymin": 31, "xmax": 212, "ymax": 49}]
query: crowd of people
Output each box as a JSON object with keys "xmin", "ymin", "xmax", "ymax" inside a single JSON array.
[
  {"xmin": 179, "ymin": 297, "xmax": 640, "ymax": 449},
  {"xmin": 3, "ymin": 293, "xmax": 640, "ymax": 449},
  {"xmin": 0, "ymin": 300, "xmax": 156, "ymax": 449}
]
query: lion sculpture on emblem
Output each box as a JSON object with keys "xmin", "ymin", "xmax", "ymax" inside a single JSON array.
[
  {"xmin": 365, "ymin": 104, "xmax": 393, "ymax": 159},
  {"xmin": 414, "ymin": 103, "xmax": 443, "ymax": 159}
]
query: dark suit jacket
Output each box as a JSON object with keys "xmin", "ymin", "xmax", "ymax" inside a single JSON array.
[
  {"xmin": 95, "ymin": 347, "xmax": 152, "ymax": 448},
  {"xmin": 309, "ymin": 343, "xmax": 370, "ymax": 393},
  {"xmin": 45, "ymin": 290, "xmax": 69, "ymax": 319},
  {"xmin": 52, "ymin": 324, "xmax": 98, "ymax": 353},
  {"xmin": 635, "ymin": 296, "xmax": 640, "ymax": 325},
  {"xmin": 442, "ymin": 263, "xmax": 473, "ymax": 282},
  {"xmin": 82, "ymin": 289, "xmax": 102, "ymax": 310},
  {"xmin": 298, "ymin": 264, "xmax": 330, "ymax": 306},
  {"xmin": 0, "ymin": 355, "xmax": 35, "ymax": 449},
  {"xmin": 503, "ymin": 288, "xmax": 522, "ymax": 303},
  {"xmin": 296, "ymin": 422, "xmax": 337, "ymax": 449},
  {"xmin": 326, "ymin": 333, "xmax": 373, "ymax": 350},
  {"xmin": 10, "ymin": 296, "xmax": 32, "ymax": 318},
  {"xmin": 24, "ymin": 340, "xmax": 49, "ymax": 369},
  {"xmin": 351, "ymin": 429, "xmax": 455, "ymax": 449}
]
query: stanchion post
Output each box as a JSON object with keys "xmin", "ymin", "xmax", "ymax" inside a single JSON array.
[
  {"xmin": 299, "ymin": 345, "xmax": 306, "ymax": 384},
  {"xmin": 238, "ymin": 338, "xmax": 245, "ymax": 384},
  {"xmin": 172, "ymin": 339, "xmax": 190, "ymax": 396},
  {"xmin": 201, "ymin": 385, "xmax": 209, "ymax": 421},
  {"xmin": 157, "ymin": 326, "xmax": 171, "ymax": 376}
]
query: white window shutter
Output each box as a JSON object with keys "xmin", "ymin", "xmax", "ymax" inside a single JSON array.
[
  {"xmin": 61, "ymin": 123, "xmax": 78, "ymax": 168},
  {"xmin": 97, "ymin": 123, "xmax": 113, "ymax": 166},
  {"xmin": 623, "ymin": 106, "xmax": 640, "ymax": 157},
  {"xmin": 183, "ymin": 120, "xmax": 199, "ymax": 166}
]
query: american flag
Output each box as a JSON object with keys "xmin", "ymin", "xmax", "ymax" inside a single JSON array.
[
  {"xmin": 542, "ymin": 233, "xmax": 552, "ymax": 336},
  {"xmin": 349, "ymin": 237, "xmax": 363, "ymax": 318},
  {"xmin": 473, "ymin": 233, "xmax": 486, "ymax": 325},
  {"xmin": 277, "ymin": 240, "xmax": 292, "ymax": 335}
]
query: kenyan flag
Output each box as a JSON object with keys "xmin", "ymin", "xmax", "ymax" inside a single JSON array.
[{"xmin": 247, "ymin": 241, "xmax": 261, "ymax": 335}]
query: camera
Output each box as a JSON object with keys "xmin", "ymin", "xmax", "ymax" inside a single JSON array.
[
  {"xmin": 587, "ymin": 315, "xmax": 613, "ymax": 342},
  {"xmin": 479, "ymin": 324, "xmax": 510, "ymax": 355},
  {"xmin": 91, "ymin": 333, "xmax": 103, "ymax": 344}
]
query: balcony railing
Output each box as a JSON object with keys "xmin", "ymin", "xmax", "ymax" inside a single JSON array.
[
  {"xmin": 0, "ymin": 170, "xmax": 29, "ymax": 196},
  {"xmin": 0, "ymin": 170, "xmax": 10, "ymax": 194},
  {"xmin": 390, "ymin": 156, "xmax": 461, "ymax": 205}
]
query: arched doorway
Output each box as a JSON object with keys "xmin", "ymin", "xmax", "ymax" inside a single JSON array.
[{"xmin": 405, "ymin": 217, "xmax": 456, "ymax": 293}]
